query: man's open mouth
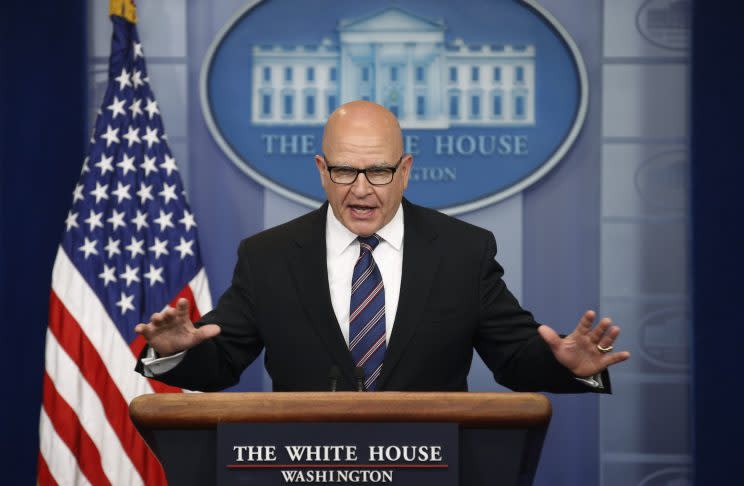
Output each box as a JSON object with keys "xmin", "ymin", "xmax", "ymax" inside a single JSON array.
[{"xmin": 349, "ymin": 205, "xmax": 376, "ymax": 215}]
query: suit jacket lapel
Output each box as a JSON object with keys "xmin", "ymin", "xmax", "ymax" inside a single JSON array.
[
  {"xmin": 378, "ymin": 200, "xmax": 440, "ymax": 389},
  {"xmin": 288, "ymin": 203, "xmax": 357, "ymax": 383}
]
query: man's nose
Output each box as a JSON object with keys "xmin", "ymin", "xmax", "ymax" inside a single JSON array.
[{"xmin": 350, "ymin": 171, "xmax": 373, "ymax": 195}]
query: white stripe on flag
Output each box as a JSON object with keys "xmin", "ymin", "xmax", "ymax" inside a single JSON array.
[
  {"xmin": 189, "ymin": 268, "xmax": 213, "ymax": 315},
  {"xmin": 39, "ymin": 408, "xmax": 93, "ymax": 486},
  {"xmin": 45, "ymin": 330, "xmax": 144, "ymax": 486},
  {"xmin": 51, "ymin": 246, "xmax": 154, "ymax": 403}
]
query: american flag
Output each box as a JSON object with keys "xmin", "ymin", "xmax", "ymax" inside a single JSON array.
[{"xmin": 37, "ymin": 8, "xmax": 212, "ymax": 486}]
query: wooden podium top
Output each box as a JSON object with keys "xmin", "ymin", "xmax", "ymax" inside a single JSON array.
[{"xmin": 130, "ymin": 392, "xmax": 550, "ymax": 429}]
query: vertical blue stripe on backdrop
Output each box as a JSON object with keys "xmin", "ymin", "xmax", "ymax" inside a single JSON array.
[
  {"xmin": 186, "ymin": 0, "xmax": 266, "ymax": 391},
  {"xmin": 0, "ymin": 0, "xmax": 87, "ymax": 483},
  {"xmin": 523, "ymin": 1, "xmax": 602, "ymax": 485}
]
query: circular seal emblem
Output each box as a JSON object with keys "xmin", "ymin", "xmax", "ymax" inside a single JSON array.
[
  {"xmin": 201, "ymin": 0, "xmax": 587, "ymax": 214},
  {"xmin": 638, "ymin": 307, "xmax": 689, "ymax": 370},
  {"xmin": 636, "ymin": 0, "xmax": 691, "ymax": 50},
  {"xmin": 634, "ymin": 150, "xmax": 688, "ymax": 210},
  {"xmin": 638, "ymin": 467, "xmax": 692, "ymax": 486}
]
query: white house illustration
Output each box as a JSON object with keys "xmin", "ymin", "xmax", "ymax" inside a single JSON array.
[{"xmin": 250, "ymin": 7, "xmax": 535, "ymax": 128}]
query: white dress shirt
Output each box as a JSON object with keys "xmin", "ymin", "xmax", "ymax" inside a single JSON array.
[{"xmin": 326, "ymin": 203, "xmax": 404, "ymax": 344}]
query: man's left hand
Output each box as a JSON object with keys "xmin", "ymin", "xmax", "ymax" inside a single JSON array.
[{"xmin": 538, "ymin": 310, "xmax": 630, "ymax": 378}]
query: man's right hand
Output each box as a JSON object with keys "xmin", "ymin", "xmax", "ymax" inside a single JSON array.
[{"xmin": 134, "ymin": 298, "xmax": 221, "ymax": 357}]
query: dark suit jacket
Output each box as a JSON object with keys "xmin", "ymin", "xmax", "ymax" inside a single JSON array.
[{"xmin": 139, "ymin": 199, "xmax": 608, "ymax": 393}]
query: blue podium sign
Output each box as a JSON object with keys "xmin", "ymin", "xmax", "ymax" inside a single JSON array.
[
  {"xmin": 217, "ymin": 422, "xmax": 458, "ymax": 485},
  {"xmin": 201, "ymin": 0, "xmax": 587, "ymax": 214}
]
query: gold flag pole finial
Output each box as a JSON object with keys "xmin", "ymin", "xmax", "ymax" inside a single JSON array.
[{"xmin": 109, "ymin": 0, "xmax": 137, "ymax": 23}]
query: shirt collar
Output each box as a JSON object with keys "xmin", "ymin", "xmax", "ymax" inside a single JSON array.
[{"xmin": 326, "ymin": 203, "xmax": 404, "ymax": 255}]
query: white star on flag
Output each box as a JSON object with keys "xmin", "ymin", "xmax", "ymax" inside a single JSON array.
[
  {"xmin": 119, "ymin": 264, "xmax": 141, "ymax": 287},
  {"xmin": 104, "ymin": 237, "xmax": 121, "ymax": 258},
  {"xmin": 149, "ymin": 237, "xmax": 169, "ymax": 259},
  {"xmin": 144, "ymin": 265, "xmax": 165, "ymax": 286},
  {"xmin": 125, "ymin": 235, "xmax": 145, "ymax": 258},
  {"xmin": 72, "ymin": 183, "xmax": 85, "ymax": 203},
  {"xmin": 116, "ymin": 153, "xmax": 137, "ymax": 175},
  {"xmin": 144, "ymin": 98, "xmax": 159, "ymax": 119},
  {"xmin": 114, "ymin": 67, "xmax": 132, "ymax": 90},
  {"xmin": 112, "ymin": 181, "xmax": 132, "ymax": 203},
  {"xmin": 98, "ymin": 264, "xmax": 118, "ymax": 287},
  {"xmin": 160, "ymin": 154, "xmax": 178, "ymax": 176},
  {"xmin": 131, "ymin": 210, "xmax": 149, "ymax": 231},
  {"xmin": 132, "ymin": 69, "xmax": 145, "ymax": 88},
  {"xmin": 133, "ymin": 41, "xmax": 144, "ymax": 58},
  {"xmin": 78, "ymin": 237, "xmax": 99, "ymax": 259},
  {"xmin": 174, "ymin": 237, "xmax": 194, "ymax": 259},
  {"xmin": 94, "ymin": 154, "xmax": 114, "ymax": 175},
  {"xmin": 129, "ymin": 98, "xmax": 143, "ymax": 119},
  {"xmin": 100, "ymin": 124, "xmax": 120, "ymax": 147},
  {"xmin": 122, "ymin": 126, "xmax": 141, "ymax": 147},
  {"xmin": 115, "ymin": 291, "xmax": 135, "ymax": 314},
  {"xmin": 179, "ymin": 209, "xmax": 197, "ymax": 231},
  {"xmin": 137, "ymin": 182, "xmax": 154, "ymax": 204},
  {"xmin": 153, "ymin": 209, "xmax": 175, "ymax": 232},
  {"xmin": 159, "ymin": 182, "xmax": 178, "ymax": 204},
  {"xmin": 107, "ymin": 96, "xmax": 127, "ymax": 119},
  {"xmin": 84, "ymin": 209, "xmax": 104, "ymax": 231},
  {"xmin": 89, "ymin": 182, "xmax": 109, "ymax": 204},
  {"xmin": 107, "ymin": 209, "xmax": 127, "ymax": 230},
  {"xmin": 65, "ymin": 211, "xmax": 79, "ymax": 231},
  {"xmin": 140, "ymin": 154, "xmax": 158, "ymax": 176},
  {"xmin": 142, "ymin": 126, "xmax": 159, "ymax": 148}
]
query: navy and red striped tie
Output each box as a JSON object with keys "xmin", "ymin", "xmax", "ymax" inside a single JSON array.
[{"xmin": 349, "ymin": 234, "xmax": 386, "ymax": 390}]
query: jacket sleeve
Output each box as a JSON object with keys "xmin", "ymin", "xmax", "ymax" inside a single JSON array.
[
  {"xmin": 135, "ymin": 240, "xmax": 265, "ymax": 391},
  {"xmin": 473, "ymin": 232, "xmax": 610, "ymax": 393}
]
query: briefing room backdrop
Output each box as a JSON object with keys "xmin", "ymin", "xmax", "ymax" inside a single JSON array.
[
  {"xmin": 7, "ymin": 0, "xmax": 734, "ymax": 485},
  {"xmin": 85, "ymin": 1, "xmax": 691, "ymax": 485}
]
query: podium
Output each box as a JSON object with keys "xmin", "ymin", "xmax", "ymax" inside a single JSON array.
[{"xmin": 130, "ymin": 392, "xmax": 551, "ymax": 485}]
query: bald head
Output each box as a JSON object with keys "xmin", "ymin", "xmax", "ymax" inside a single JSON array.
[
  {"xmin": 322, "ymin": 101, "xmax": 403, "ymax": 157},
  {"xmin": 314, "ymin": 100, "xmax": 413, "ymax": 236}
]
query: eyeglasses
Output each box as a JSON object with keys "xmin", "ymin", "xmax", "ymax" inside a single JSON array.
[{"xmin": 323, "ymin": 155, "xmax": 404, "ymax": 186}]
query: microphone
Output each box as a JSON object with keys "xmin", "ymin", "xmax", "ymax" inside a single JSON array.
[
  {"xmin": 328, "ymin": 365, "xmax": 340, "ymax": 392},
  {"xmin": 353, "ymin": 367, "xmax": 366, "ymax": 392}
]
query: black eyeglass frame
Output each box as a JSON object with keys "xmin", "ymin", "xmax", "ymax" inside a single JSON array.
[{"xmin": 322, "ymin": 154, "xmax": 405, "ymax": 186}]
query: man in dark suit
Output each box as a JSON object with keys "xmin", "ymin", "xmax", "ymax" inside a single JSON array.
[{"xmin": 134, "ymin": 101, "xmax": 629, "ymax": 392}]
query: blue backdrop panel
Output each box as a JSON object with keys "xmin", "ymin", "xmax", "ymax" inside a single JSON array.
[{"xmin": 522, "ymin": 2, "xmax": 601, "ymax": 484}]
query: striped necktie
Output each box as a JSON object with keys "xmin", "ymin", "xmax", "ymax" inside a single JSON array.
[{"xmin": 349, "ymin": 234, "xmax": 386, "ymax": 390}]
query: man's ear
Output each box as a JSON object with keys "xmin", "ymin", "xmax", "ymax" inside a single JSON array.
[
  {"xmin": 314, "ymin": 155, "xmax": 327, "ymax": 189},
  {"xmin": 400, "ymin": 154, "xmax": 413, "ymax": 190}
]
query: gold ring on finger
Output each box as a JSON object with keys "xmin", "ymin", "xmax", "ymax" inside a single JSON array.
[{"xmin": 597, "ymin": 344, "xmax": 613, "ymax": 353}]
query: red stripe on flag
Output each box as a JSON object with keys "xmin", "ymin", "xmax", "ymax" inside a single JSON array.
[
  {"xmin": 48, "ymin": 291, "xmax": 167, "ymax": 486},
  {"xmin": 128, "ymin": 334, "xmax": 148, "ymax": 362},
  {"xmin": 36, "ymin": 451, "xmax": 58, "ymax": 486},
  {"xmin": 42, "ymin": 372, "xmax": 111, "ymax": 486},
  {"xmin": 169, "ymin": 283, "xmax": 203, "ymax": 322}
]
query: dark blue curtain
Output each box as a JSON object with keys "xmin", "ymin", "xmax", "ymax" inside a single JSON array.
[
  {"xmin": 0, "ymin": 0, "xmax": 86, "ymax": 483},
  {"xmin": 691, "ymin": 1, "xmax": 744, "ymax": 484}
]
